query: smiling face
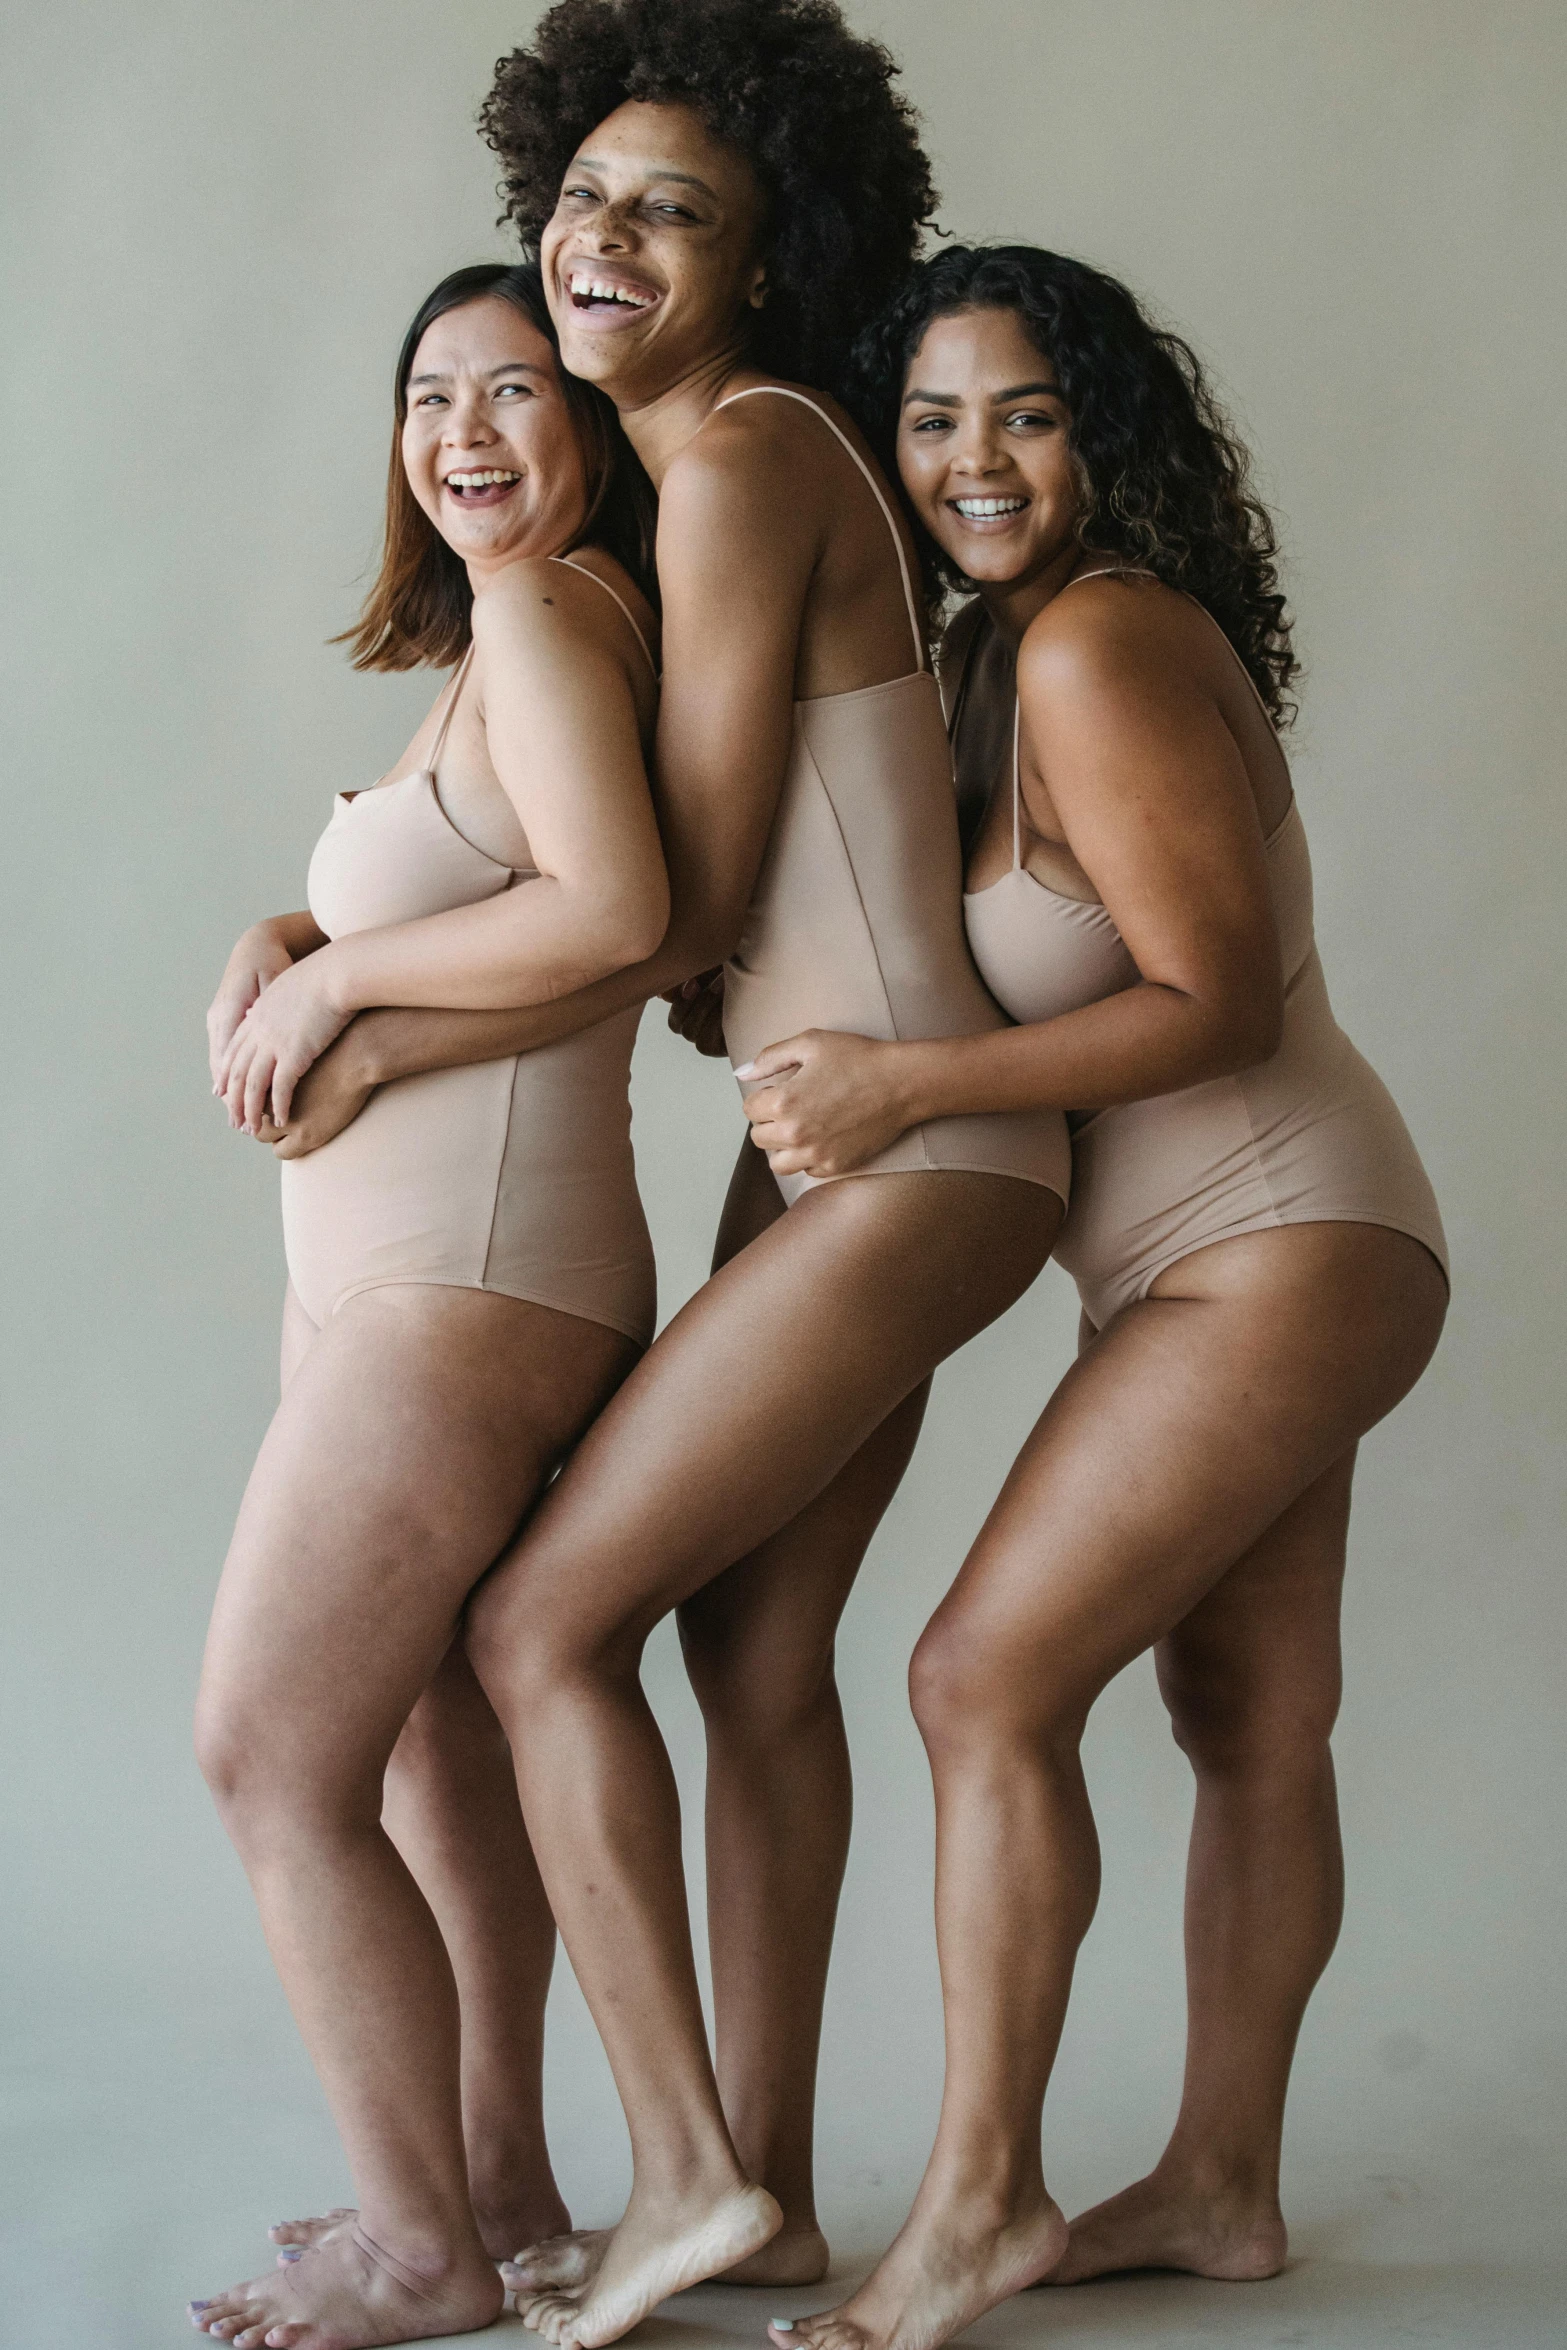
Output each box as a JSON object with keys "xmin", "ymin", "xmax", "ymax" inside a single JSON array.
[
  {"xmin": 539, "ymin": 100, "xmax": 768, "ymax": 405},
  {"xmin": 400, "ymin": 296, "xmax": 589, "ymax": 576},
  {"xmin": 897, "ymin": 306, "xmax": 1086, "ymax": 591}
]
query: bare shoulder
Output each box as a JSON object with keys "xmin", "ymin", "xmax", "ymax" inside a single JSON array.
[
  {"xmin": 470, "ymin": 553, "xmax": 647, "ymax": 671},
  {"xmin": 1019, "ymin": 572, "xmax": 1211, "ymax": 708},
  {"xmin": 661, "ymin": 378, "xmax": 849, "ymax": 528}
]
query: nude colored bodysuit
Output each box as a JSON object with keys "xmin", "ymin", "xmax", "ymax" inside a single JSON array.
[
  {"xmin": 954, "ymin": 582, "xmax": 1448, "ymax": 1327},
  {"xmin": 279, "ymin": 560, "xmax": 657, "ymax": 1345},
  {"xmin": 715, "ymin": 388, "xmax": 1070, "ymax": 1211}
]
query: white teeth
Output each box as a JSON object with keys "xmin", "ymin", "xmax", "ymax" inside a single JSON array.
[
  {"xmin": 953, "ymin": 496, "xmax": 1028, "ymax": 517},
  {"xmin": 567, "ymin": 271, "xmax": 653, "ymax": 308},
  {"xmin": 445, "ymin": 470, "xmax": 521, "ymax": 489}
]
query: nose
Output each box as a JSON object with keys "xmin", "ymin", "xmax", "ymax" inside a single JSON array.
[
  {"xmin": 949, "ymin": 422, "xmax": 1007, "ymax": 478},
  {"xmin": 441, "ymin": 387, "xmax": 497, "ymax": 449}
]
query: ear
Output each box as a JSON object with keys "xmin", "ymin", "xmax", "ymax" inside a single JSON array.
[{"xmin": 747, "ymin": 266, "xmax": 768, "ymax": 311}]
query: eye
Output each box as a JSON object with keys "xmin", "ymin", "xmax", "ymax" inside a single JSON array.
[
  {"xmin": 1005, "ymin": 407, "xmax": 1058, "ymax": 431},
  {"xmin": 414, "ymin": 392, "xmax": 449, "ymax": 409},
  {"xmin": 649, "ymin": 200, "xmax": 696, "ymax": 220},
  {"xmin": 908, "ymin": 413, "xmax": 953, "ymax": 434},
  {"xmin": 561, "ymin": 184, "xmax": 598, "ymax": 205},
  {"xmin": 494, "ymin": 381, "xmax": 534, "ymax": 400}
]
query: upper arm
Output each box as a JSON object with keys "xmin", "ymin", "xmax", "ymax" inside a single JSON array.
[
  {"xmin": 651, "ymin": 423, "xmax": 823, "ymax": 953},
  {"xmin": 471, "ymin": 568, "xmax": 666, "ymax": 928},
  {"xmin": 1020, "ymin": 597, "xmax": 1282, "ymax": 1037}
]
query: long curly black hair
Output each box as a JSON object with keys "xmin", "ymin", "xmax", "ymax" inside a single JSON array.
[
  {"xmin": 852, "ymin": 245, "xmax": 1298, "ymax": 723},
  {"xmin": 479, "ymin": 0, "xmax": 938, "ymax": 406}
]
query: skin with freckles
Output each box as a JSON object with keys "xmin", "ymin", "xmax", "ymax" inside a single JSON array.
[
  {"xmin": 743, "ymin": 299, "xmax": 1445, "ymax": 2350},
  {"xmin": 191, "ymin": 285, "xmax": 664, "ymax": 2349}
]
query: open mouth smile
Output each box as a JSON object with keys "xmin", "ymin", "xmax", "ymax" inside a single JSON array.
[
  {"xmin": 565, "ymin": 270, "xmax": 660, "ymax": 322},
  {"xmin": 444, "ymin": 469, "xmax": 522, "ymax": 506},
  {"xmin": 950, "ymin": 495, "xmax": 1030, "ymax": 521}
]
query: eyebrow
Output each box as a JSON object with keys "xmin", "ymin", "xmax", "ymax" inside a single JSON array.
[
  {"xmin": 407, "ymin": 361, "xmax": 550, "ymax": 387},
  {"xmin": 903, "ymin": 378, "xmax": 1062, "ymax": 408},
  {"xmin": 569, "ymin": 154, "xmax": 718, "ymax": 198}
]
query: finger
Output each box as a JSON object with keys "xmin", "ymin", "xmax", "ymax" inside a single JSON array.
[
  {"xmin": 270, "ymin": 1054, "xmax": 304, "ymax": 1130},
  {"xmin": 223, "ymin": 1036, "xmax": 255, "ymax": 1128},
  {"xmin": 243, "ymin": 1048, "xmax": 276, "ymax": 1137},
  {"xmin": 732, "ymin": 1037, "xmax": 806, "ymax": 1082}
]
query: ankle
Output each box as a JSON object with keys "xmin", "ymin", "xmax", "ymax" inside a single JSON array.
[{"xmin": 1153, "ymin": 2145, "xmax": 1281, "ymax": 2213}]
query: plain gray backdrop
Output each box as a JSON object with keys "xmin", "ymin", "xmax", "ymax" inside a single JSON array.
[{"xmin": 3, "ymin": 4, "xmax": 1563, "ymax": 2345}]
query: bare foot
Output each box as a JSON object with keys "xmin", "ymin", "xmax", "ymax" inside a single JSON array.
[
  {"xmin": 770, "ymin": 2194, "xmax": 1066, "ymax": 2350},
  {"xmin": 276, "ymin": 2189, "xmax": 571, "ymax": 2270},
  {"xmin": 269, "ymin": 2211, "xmax": 356, "ymax": 2260},
  {"xmin": 1045, "ymin": 2171, "xmax": 1287, "ymax": 2285},
  {"xmin": 721, "ymin": 2223, "xmax": 830, "ymax": 2286},
  {"xmin": 504, "ymin": 2214, "xmax": 826, "ymax": 2301},
  {"xmin": 514, "ymin": 2182, "xmax": 781, "ymax": 2347},
  {"xmin": 502, "ymin": 2229, "xmax": 609, "ymax": 2298},
  {"xmin": 189, "ymin": 2223, "xmax": 504, "ymax": 2347}
]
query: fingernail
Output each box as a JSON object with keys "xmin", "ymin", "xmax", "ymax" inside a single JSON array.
[
  {"xmin": 773, "ymin": 2323, "xmax": 795, "ymax": 2333},
  {"xmin": 734, "ymin": 1061, "xmax": 756, "ymax": 1078}
]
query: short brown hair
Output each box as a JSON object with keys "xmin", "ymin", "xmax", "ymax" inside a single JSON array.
[{"xmin": 341, "ymin": 261, "xmax": 656, "ymax": 672}]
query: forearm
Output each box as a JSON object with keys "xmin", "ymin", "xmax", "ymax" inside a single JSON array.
[
  {"xmin": 256, "ymin": 909, "xmax": 328, "ymax": 959},
  {"xmin": 319, "ymin": 880, "xmax": 667, "ymax": 1020},
  {"xmin": 896, "ymin": 982, "xmax": 1278, "ymax": 1125},
  {"xmin": 352, "ymin": 920, "xmax": 718, "ymax": 1086}
]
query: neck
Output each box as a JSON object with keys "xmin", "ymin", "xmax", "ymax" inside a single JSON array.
[
  {"xmin": 979, "ymin": 544, "xmax": 1110, "ymax": 648},
  {"xmin": 609, "ymin": 331, "xmax": 760, "ymax": 487},
  {"xmin": 463, "ymin": 530, "xmax": 577, "ymax": 596}
]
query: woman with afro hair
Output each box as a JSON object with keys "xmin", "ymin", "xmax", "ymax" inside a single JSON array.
[{"xmin": 243, "ymin": 6, "xmax": 1065, "ymax": 2347}]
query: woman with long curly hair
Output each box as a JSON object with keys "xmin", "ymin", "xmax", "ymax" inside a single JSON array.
[
  {"xmin": 203, "ymin": 10, "xmax": 1065, "ymax": 2348},
  {"xmin": 738, "ymin": 246, "xmax": 1447, "ymax": 2350}
]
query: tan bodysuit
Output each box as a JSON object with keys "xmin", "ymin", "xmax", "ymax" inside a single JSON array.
[
  {"xmin": 280, "ymin": 558, "xmax": 657, "ymax": 1345},
  {"xmin": 954, "ymin": 579, "xmax": 1448, "ymax": 1327},
  {"xmin": 716, "ymin": 388, "xmax": 1070, "ymax": 1210}
]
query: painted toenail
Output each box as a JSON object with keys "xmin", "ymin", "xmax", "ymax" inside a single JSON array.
[
  {"xmin": 279, "ymin": 2247, "xmax": 302, "ymax": 2261},
  {"xmin": 189, "ymin": 2301, "xmax": 213, "ymax": 2312},
  {"xmin": 773, "ymin": 2324, "xmax": 795, "ymax": 2333}
]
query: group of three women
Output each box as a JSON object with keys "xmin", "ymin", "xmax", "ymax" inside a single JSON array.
[{"xmin": 191, "ymin": 5, "xmax": 1446, "ymax": 2347}]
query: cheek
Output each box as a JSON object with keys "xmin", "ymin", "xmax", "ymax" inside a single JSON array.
[{"xmin": 402, "ymin": 425, "xmax": 441, "ymax": 518}]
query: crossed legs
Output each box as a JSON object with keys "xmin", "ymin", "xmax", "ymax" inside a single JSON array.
[{"xmin": 777, "ymin": 1221, "xmax": 1446, "ymax": 2350}]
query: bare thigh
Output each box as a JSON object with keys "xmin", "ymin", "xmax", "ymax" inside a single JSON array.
[
  {"xmin": 914, "ymin": 1223, "xmax": 1447, "ymax": 1720},
  {"xmin": 199, "ymin": 1286, "xmax": 637, "ymax": 1798},
  {"xmin": 469, "ymin": 1170, "xmax": 1060, "ymax": 1669}
]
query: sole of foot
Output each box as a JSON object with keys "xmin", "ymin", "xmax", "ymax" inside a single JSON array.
[
  {"xmin": 767, "ymin": 2197, "xmax": 1067, "ymax": 2350},
  {"xmin": 1044, "ymin": 2180, "xmax": 1288, "ymax": 2286},
  {"xmin": 190, "ymin": 2225, "xmax": 504, "ymax": 2348},
  {"xmin": 516, "ymin": 2183, "xmax": 783, "ymax": 2348}
]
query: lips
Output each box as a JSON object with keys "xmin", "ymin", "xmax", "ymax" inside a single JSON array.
[
  {"xmin": 563, "ymin": 268, "xmax": 660, "ymax": 325},
  {"xmin": 950, "ymin": 495, "xmax": 1030, "ymax": 521},
  {"xmin": 444, "ymin": 469, "xmax": 521, "ymax": 507}
]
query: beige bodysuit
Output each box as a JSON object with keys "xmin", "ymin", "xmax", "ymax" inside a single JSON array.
[
  {"xmin": 952, "ymin": 578, "xmax": 1448, "ymax": 1327},
  {"xmin": 715, "ymin": 387, "xmax": 1071, "ymax": 1211},
  {"xmin": 279, "ymin": 558, "xmax": 657, "ymax": 1345}
]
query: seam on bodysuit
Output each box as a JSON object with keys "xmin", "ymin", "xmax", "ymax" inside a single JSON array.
[
  {"xmin": 479, "ymin": 1053, "xmax": 524, "ymax": 1290},
  {"xmin": 801, "ymin": 726, "xmax": 935, "ymax": 1173},
  {"xmin": 327, "ymin": 1271, "xmax": 652, "ymax": 1348}
]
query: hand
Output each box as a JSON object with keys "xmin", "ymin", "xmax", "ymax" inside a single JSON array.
[
  {"xmin": 218, "ymin": 952, "xmax": 352, "ymax": 1134},
  {"xmin": 662, "ymin": 968, "xmax": 728, "ymax": 1057},
  {"xmin": 271, "ymin": 1022, "xmax": 378, "ymax": 1159},
  {"xmin": 206, "ymin": 923, "xmax": 295, "ymax": 1088},
  {"xmin": 735, "ymin": 1028, "xmax": 918, "ymax": 1178}
]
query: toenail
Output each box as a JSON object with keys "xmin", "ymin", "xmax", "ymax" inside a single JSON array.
[
  {"xmin": 773, "ymin": 2324, "xmax": 796, "ymax": 2333},
  {"xmin": 189, "ymin": 2302, "xmax": 212, "ymax": 2312},
  {"xmin": 279, "ymin": 2247, "xmax": 302, "ymax": 2261}
]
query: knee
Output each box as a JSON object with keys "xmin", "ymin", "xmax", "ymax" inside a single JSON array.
[
  {"xmin": 1161, "ymin": 1654, "xmax": 1340, "ymax": 1787},
  {"xmin": 908, "ymin": 1606, "xmax": 1083, "ymax": 1760},
  {"xmin": 193, "ymin": 1690, "xmax": 377, "ymax": 1855},
  {"xmin": 464, "ymin": 1575, "xmax": 643, "ymax": 1736},
  {"xmin": 677, "ymin": 1601, "xmax": 838, "ymax": 1749}
]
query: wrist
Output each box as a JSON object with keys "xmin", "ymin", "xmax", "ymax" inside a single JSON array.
[{"xmin": 891, "ymin": 1037, "xmax": 948, "ymax": 1128}]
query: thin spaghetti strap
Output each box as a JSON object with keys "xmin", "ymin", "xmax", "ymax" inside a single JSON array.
[
  {"xmin": 425, "ymin": 642, "xmax": 476, "ymax": 777},
  {"xmin": 1059, "ymin": 566, "xmax": 1279, "ymax": 735},
  {"xmin": 713, "ymin": 385, "xmax": 925, "ymax": 672},
  {"xmin": 549, "ymin": 555, "xmax": 659, "ymax": 680},
  {"xmin": 1011, "ymin": 699, "xmax": 1023, "ymax": 870}
]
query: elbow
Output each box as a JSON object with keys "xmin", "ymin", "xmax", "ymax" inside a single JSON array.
[{"xmin": 574, "ymin": 874, "xmax": 672, "ymax": 986}]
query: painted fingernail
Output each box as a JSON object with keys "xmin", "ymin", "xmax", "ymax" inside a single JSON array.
[{"xmin": 772, "ymin": 2322, "xmax": 795, "ymax": 2332}]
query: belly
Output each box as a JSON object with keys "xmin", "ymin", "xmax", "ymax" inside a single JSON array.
[{"xmin": 281, "ymin": 1012, "xmax": 654, "ymax": 1344}]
